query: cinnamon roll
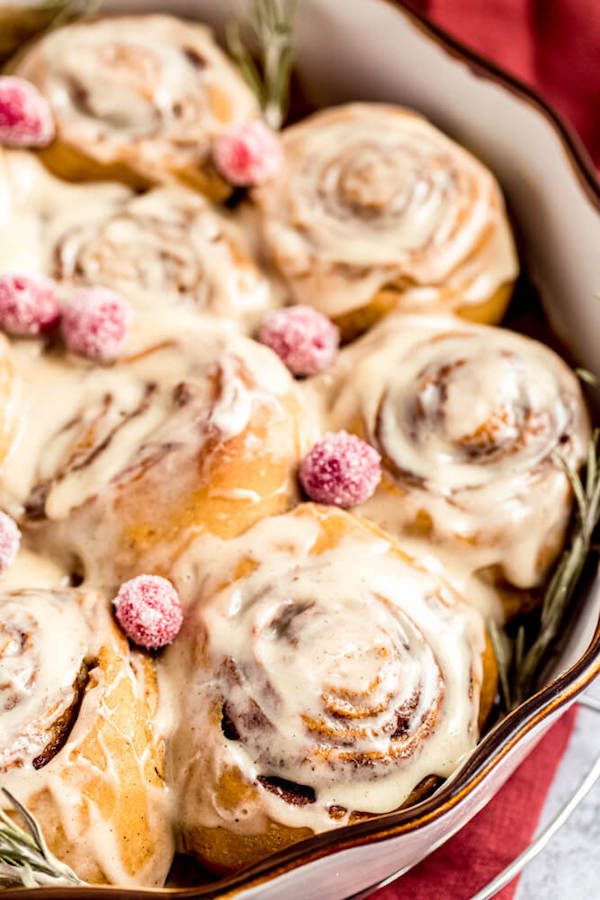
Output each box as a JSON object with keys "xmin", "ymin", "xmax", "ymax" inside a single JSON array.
[
  {"xmin": 0, "ymin": 587, "xmax": 174, "ymax": 885},
  {"xmin": 0, "ymin": 150, "xmax": 274, "ymax": 332},
  {"xmin": 254, "ymin": 104, "xmax": 518, "ymax": 339},
  {"xmin": 1, "ymin": 313, "xmax": 308, "ymax": 589},
  {"xmin": 54, "ymin": 187, "xmax": 274, "ymax": 332},
  {"xmin": 316, "ymin": 314, "xmax": 590, "ymax": 599},
  {"xmin": 10, "ymin": 15, "xmax": 260, "ymax": 198},
  {"xmin": 168, "ymin": 504, "xmax": 497, "ymax": 872}
]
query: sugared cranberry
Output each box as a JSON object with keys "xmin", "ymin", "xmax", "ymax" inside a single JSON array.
[
  {"xmin": 300, "ymin": 431, "xmax": 382, "ymax": 507},
  {"xmin": 0, "ymin": 274, "xmax": 60, "ymax": 336},
  {"xmin": 113, "ymin": 575, "xmax": 183, "ymax": 650},
  {"xmin": 0, "ymin": 511, "xmax": 20, "ymax": 572},
  {"xmin": 0, "ymin": 76, "xmax": 54, "ymax": 147},
  {"xmin": 259, "ymin": 306, "xmax": 339, "ymax": 376},
  {"xmin": 214, "ymin": 120, "xmax": 283, "ymax": 186},
  {"xmin": 62, "ymin": 287, "xmax": 131, "ymax": 362}
]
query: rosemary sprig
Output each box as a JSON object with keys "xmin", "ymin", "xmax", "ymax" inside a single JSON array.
[
  {"xmin": 575, "ymin": 368, "xmax": 599, "ymax": 387},
  {"xmin": 45, "ymin": 0, "xmax": 104, "ymax": 31},
  {"xmin": 515, "ymin": 431, "xmax": 600, "ymax": 703},
  {"xmin": 488, "ymin": 618, "xmax": 512, "ymax": 710},
  {"xmin": 0, "ymin": 789, "xmax": 83, "ymax": 888},
  {"xmin": 0, "ymin": 0, "xmax": 102, "ymax": 62},
  {"xmin": 492, "ymin": 429, "xmax": 600, "ymax": 712},
  {"xmin": 227, "ymin": 0, "xmax": 297, "ymax": 130}
]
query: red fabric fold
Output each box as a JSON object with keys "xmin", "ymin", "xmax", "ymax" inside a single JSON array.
[
  {"xmin": 370, "ymin": 706, "xmax": 578, "ymax": 899},
  {"xmin": 404, "ymin": 0, "xmax": 600, "ymax": 167}
]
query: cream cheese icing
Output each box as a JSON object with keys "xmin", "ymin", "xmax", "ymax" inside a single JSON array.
[
  {"xmin": 167, "ymin": 506, "xmax": 486, "ymax": 835},
  {"xmin": 0, "ymin": 150, "xmax": 275, "ymax": 332},
  {"xmin": 311, "ymin": 313, "xmax": 589, "ymax": 589},
  {"xmin": 11, "ymin": 15, "xmax": 260, "ymax": 181},
  {"xmin": 254, "ymin": 103, "xmax": 518, "ymax": 318}
]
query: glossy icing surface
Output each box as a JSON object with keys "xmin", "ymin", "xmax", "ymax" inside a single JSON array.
[
  {"xmin": 0, "ymin": 150, "xmax": 274, "ymax": 331},
  {"xmin": 254, "ymin": 104, "xmax": 518, "ymax": 318},
  {"xmin": 312, "ymin": 314, "xmax": 589, "ymax": 590},
  {"xmin": 0, "ymin": 587, "xmax": 174, "ymax": 886},
  {"xmin": 0, "ymin": 311, "xmax": 294, "ymax": 519},
  {"xmin": 168, "ymin": 506, "xmax": 485, "ymax": 834},
  {"xmin": 12, "ymin": 15, "xmax": 260, "ymax": 179},
  {"xmin": 0, "ymin": 11, "xmax": 589, "ymax": 888}
]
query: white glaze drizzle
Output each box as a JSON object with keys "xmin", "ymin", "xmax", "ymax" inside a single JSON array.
[
  {"xmin": 0, "ymin": 542, "xmax": 70, "ymax": 591},
  {"xmin": 12, "ymin": 15, "xmax": 260, "ymax": 178},
  {"xmin": 0, "ymin": 150, "xmax": 274, "ymax": 333},
  {"xmin": 0, "ymin": 590, "xmax": 87, "ymax": 770},
  {"xmin": 167, "ymin": 507, "xmax": 485, "ymax": 835},
  {"xmin": 314, "ymin": 313, "xmax": 590, "ymax": 588},
  {"xmin": 0, "ymin": 26, "xmax": 585, "ymax": 879},
  {"xmin": 0, "ymin": 149, "xmax": 131, "ymax": 278},
  {"xmin": 0, "ymin": 311, "xmax": 294, "ymax": 523},
  {"xmin": 0, "ymin": 588, "xmax": 174, "ymax": 886},
  {"xmin": 254, "ymin": 103, "xmax": 518, "ymax": 317}
]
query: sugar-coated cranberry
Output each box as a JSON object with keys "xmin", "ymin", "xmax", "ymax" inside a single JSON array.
[
  {"xmin": 0, "ymin": 511, "xmax": 20, "ymax": 572},
  {"xmin": 113, "ymin": 575, "xmax": 183, "ymax": 650},
  {"xmin": 62, "ymin": 288, "xmax": 131, "ymax": 362},
  {"xmin": 214, "ymin": 120, "xmax": 283, "ymax": 186},
  {"xmin": 259, "ymin": 306, "xmax": 340, "ymax": 376},
  {"xmin": 0, "ymin": 274, "xmax": 61, "ymax": 336},
  {"xmin": 0, "ymin": 76, "xmax": 54, "ymax": 147},
  {"xmin": 300, "ymin": 431, "xmax": 382, "ymax": 507}
]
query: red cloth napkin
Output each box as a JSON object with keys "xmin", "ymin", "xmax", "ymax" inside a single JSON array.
[
  {"xmin": 370, "ymin": 706, "xmax": 578, "ymax": 899},
  {"xmin": 404, "ymin": 0, "xmax": 600, "ymax": 168},
  {"xmin": 367, "ymin": 4, "xmax": 595, "ymax": 896}
]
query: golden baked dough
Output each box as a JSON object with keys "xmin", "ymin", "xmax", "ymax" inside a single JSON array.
[
  {"xmin": 0, "ymin": 314, "xmax": 310, "ymax": 590},
  {"xmin": 0, "ymin": 149, "xmax": 275, "ymax": 333},
  {"xmin": 10, "ymin": 15, "xmax": 260, "ymax": 198},
  {"xmin": 313, "ymin": 313, "xmax": 590, "ymax": 609},
  {"xmin": 167, "ymin": 504, "xmax": 497, "ymax": 872},
  {"xmin": 0, "ymin": 587, "xmax": 174, "ymax": 886},
  {"xmin": 253, "ymin": 103, "xmax": 518, "ymax": 339}
]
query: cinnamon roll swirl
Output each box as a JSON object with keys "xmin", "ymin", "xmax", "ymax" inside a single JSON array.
[
  {"xmin": 317, "ymin": 314, "xmax": 590, "ymax": 598},
  {"xmin": 168, "ymin": 504, "xmax": 496, "ymax": 872},
  {"xmin": 0, "ymin": 148, "xmax": 132, "ymax": 278},
  {"xmin": 0, "ymin": 150, "xmax": 274, "ymax": 332},
  {"xmin": 0, "ymin": 587, "xmax": 174, "ymax": 885},
  {"xmin": 53, "ymin": 186, "xmax": 274, "ymax": 332},
  {"xmin": 254, "ymin": 104, "xmax": 518, "ymax": 339},
  {"xmin": 1, "ymin": 313, "xmax": 308, "ymax": 589},
  {"xmin": 11, "ymin": 15, "xmax": 260, "ymax": 197}
]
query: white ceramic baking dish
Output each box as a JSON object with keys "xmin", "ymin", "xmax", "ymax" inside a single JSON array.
[{"xmin": 13, "ymin": 1, "xmax": 600, "ymax": 897}]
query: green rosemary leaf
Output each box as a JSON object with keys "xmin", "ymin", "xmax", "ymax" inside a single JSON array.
[
  {"xmin": 0, "ymin": 790, "xmax": 83, "ymax": 887},
  {"xmin": 554, "ymin": 449, "xmax": 587, "ymax": 525},
  {"xmin": 488, "ymin": 619, "xmax": 512, "ymax": 711},
  {"xmin": 586, "ymin": 435, "xmax": 598, "ymax": 502},
  {"xmin": 575, "ymin": 368, "xmax": 599, "ymax": 387},
  {"xmin": 0, "ymin": 0, "xmax": 103, "ymax": 63},
  {"xmin": 227, "ymin": 0, "xmax": 297, "ymax": 129},
  {"xmin": 226, "ymin": 15, "xmax": 263, "ymax": 97},
  {"xmin": 510, "ymin": 429, "xmax": 600, "ymax": 708},
  {"xmin": 46, "ymin": 0, "xmax": 104, "ymax": 31},
  {"xmin": 515, "ymin": 625, "xmax": 525, "ymax": 672}
]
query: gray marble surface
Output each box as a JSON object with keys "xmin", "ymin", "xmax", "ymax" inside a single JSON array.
[{"xmin": 514, "ymin": 680, "xmax": 600, "ymax": 900}]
